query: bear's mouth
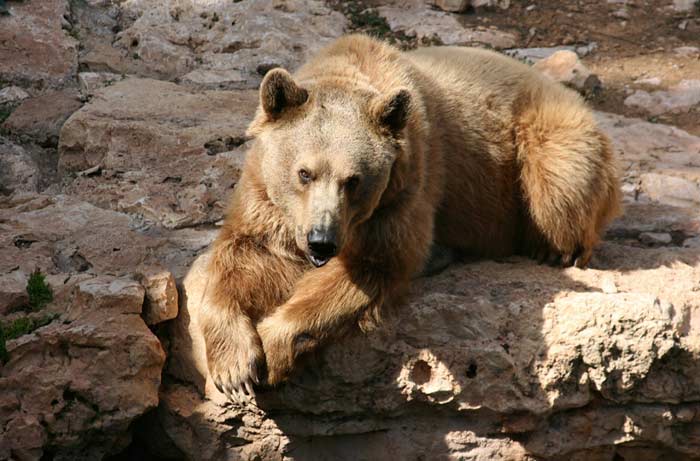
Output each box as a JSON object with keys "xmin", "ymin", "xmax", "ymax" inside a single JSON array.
[{"xmin": 307, "ymin": 253, "xmax": 331, "ymax": 267}]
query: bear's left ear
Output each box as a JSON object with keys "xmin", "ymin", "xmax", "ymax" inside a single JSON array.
[{"xmin": 371, "ymin": 88, "xmax": 412, "ymax": 135}]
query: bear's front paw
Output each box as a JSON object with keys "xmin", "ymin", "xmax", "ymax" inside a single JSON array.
[
  {"xmin": 257, "ymin": 315, "xmax": 295, "ymax": 385},
  {"xmin": 258, "ymin": 314, "xmax": 319, "ymax": 385},
  {"xmin": 207, "ymin": 334, "xmax": 264, "ymax": 404}
]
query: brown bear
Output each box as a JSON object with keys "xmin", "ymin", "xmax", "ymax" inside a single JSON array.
[{"xmin": 199, "ymin": 34, "xmax": 621, "ymax": 401}]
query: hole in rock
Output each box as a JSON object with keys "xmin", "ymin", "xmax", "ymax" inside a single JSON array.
[
  {"xmin": 410, "ymin": 360, "xmax": 432, "ymax": 385},
  {"xmin": 466, "ymin": 362, "xmax": 478, "ymax": 379}
]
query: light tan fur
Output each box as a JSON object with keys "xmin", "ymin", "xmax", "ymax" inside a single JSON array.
[{"xmin": 200, "ymin": 35, "xmax": 621, "ymax": 399}]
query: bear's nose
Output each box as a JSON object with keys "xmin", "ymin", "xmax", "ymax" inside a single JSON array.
[{"xmin": 307, "ymin": 227, "xmax": 337, "ymax": 263}]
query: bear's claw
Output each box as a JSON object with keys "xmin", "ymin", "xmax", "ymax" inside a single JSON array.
[
  {"xmin": 207, "ymin": 332, "xmax": 264, "ymax": 404},
  {"xmin": 213, "ymin": 360, "xmax": 260, "ymax": 404}
]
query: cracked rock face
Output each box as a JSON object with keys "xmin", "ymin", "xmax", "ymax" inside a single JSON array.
[
  {"xmin": 0, "ymin": 193, "xmax": 215, "ymax": 460},
  {"xmin": 0, "ymin": 276, "xmax": 165, "ymax": 461}
]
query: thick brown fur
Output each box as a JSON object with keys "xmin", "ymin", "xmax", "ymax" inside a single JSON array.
[{"xmin": 200, "ymin": 35, "xmax": 621, "ymax": 400}]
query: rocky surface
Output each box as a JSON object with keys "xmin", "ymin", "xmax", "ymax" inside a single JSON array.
[
  {"xmin": 596, "ymin": 112, "xmax": 700, "ymax": 213},
  {"xmin": 2, "ymin": 90, "xmax": 83, "ymax": 147},
  {"xmin": 73, "ymin": 0, "xmax": 347, "ymax": 89},
  {"xmin": 0, "ymin": 0, "xmax": 78, "ymax": 89},
  {"xmin": 58, "ymin": 78, "xmax": 257, "ymax": 229},
  {"xmin": 0, "ymin": 138, "xmax": 40, "ymax": 196},
  {"xmin": 505, "ymin": 43, "xmax": 598, "ymax": 64},
  {"xmin": 164, "ymin": 238, "xmax": 700, "ymax": 460},
  {"xmin": 2, "ymin": 0, "xmax": 700, "ymax": 459},
  {"xmin": 377, "ymin": 4, "xmax": 516, "ymax": 48}
]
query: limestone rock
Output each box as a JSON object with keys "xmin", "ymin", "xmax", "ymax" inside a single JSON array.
[
  {"xmin": 472, "ymin": 0, "xmax": 511, "ymax": 9},
  {"xmin": 674, "ymin": 46, "xmax": 700, "ymax": 57},
  {"xmin": 0, "ymin": 192, "xmax": 216, "ymax": 458},
  {"xmin": 672, "ymin": 0, "xmax": 697, "ymax": 12},
  {"xmin": 595, "ymin": 112, "xmax": 700, "ymax": 206},
  {"xmin": 0, "ymin": 86, "xmax": 29, "ymax": 106},
  {"xmin": 533, "ymin": 50, "xmax": 595, "ymax": 91},
  {"xmin": 180, "ymin": 69, "xmax": 248, "ymax": 91},
  {"xmin": 684, "ymin": 236, "xmax": 700, "ymax": 248},
  {"xmin": 612, "ymin": 6, "xmax": 630, "ymax": 19},
  {"xmin": 0, "ymin": 275, "xmax": 166, "ymax": 460},
  {"xmin": 0, "ymin": 270, "xmax": 29, "ymax": 315},
  {"xmin": 74, "ymin": 0, "xmax": 346, "ymax": 88},
  {"xmin": 506, "ymin": 46, "xmax": 576, "ymax": 63},
  {"xmin": 58, "ymin": 78, "xmax": 257, "ymax": 229},
  {"xmin": 641, "ymin": 173, "xmax": 700, "ymax": 208},
  {"xmin": 377, "ymin": 6, "xmax": 516, "ymax": 48},
  {"xmin": 77, "ymin": 72, "xmax": 125, "ymax": 99},
  {"xmin": 139, "ymin": 269, "xmax": 179, "ymax": 325},
  {"xmin": 0, "ymin": 0, "xmax": 78, "ymax": 88},
  {"xmin": 0, "ymin": 138, "xmax": 39, "ymax": 196},
  {"xmin": 2, "ymin": 90, "xmax": 83, "ymax": 147},
  {"xmin": 624, "ymin": 80, "xmax": 700, "ymax": 116},
  {"xmin": 634, "ymin": 76, "xmax": 662, "ymax": 86},
  {"xmin": 0, "ymin": 193, "xmax": 215, "ymax": 282},
  {"xmin": 596, "ymin": 111, "xmax": 700, "ymax": 173},
  {"xmin": 431, "ymin": 0, "xmax": 471, "ymax": 13},
  {"xmin": 638, "ymin": 232, "xmax": 673, "ymax": 246},
  {"xmin": 505, "ymin": 44, "xmax": 598, "ymax": 64}
]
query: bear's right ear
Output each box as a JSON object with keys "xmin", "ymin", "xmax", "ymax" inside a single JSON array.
[{"xmin": 259, "ymin": 68, "xmax": 309, "ymax": 120}]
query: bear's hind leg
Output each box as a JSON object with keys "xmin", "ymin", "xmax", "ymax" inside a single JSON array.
[
  {"xmin": 515, "ymin": 87, "xmax": 621, "ymax": 267},
  {"xmin": 420, "ymin": 242, "xmax": 457, "ymax": 277}
]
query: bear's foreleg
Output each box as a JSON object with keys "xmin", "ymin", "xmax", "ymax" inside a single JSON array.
[
  {"xmin": 201, "ymin": 236, "xmax": 304, "ymax": 401},
  {"xmin": 256, "ymin": 257, "xmax": 399, "ymax": 384},
  {"xmin": 258, "ymin": 197, "xmax": 435, "ymax": 384}
]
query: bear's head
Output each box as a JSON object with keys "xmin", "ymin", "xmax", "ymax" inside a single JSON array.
[{"xmin": 248, "ymin": 68, "xmax": 413, "ymax": 267}]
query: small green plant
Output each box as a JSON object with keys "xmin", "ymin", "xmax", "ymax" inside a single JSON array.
[
  {"xmin": 67, "ymin": 27, "xmax": 81, "ymax": 41},
  {"xmin": 0, "ymin": 327, "xmax": 7, "ymax": 363},
  {"xmin": 26, "ymin": 270, "xmax": 53, "ymax": 311},
  {"xmin": 339, "ymin": 1, "xmax": 392, "ymax": 39},
  {"xmin": 0, "ymin": 314, "xmax": 58, "ymax": 363},
  {"xmin": 0, "ymin": 106, "xmax": 12, "ymax": 124},
  {"xmin": 4, "ymin": 317, "xmax": 33, "ymax": 339}
]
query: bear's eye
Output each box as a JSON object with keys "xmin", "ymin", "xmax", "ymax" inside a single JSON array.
[
  {"xmin": 298, "ymin": 169, "xmax": 312, "ymax": 184},
  {"xmin": 345, "ymin": 176, "xmax": 360, "ymax": 192}
]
